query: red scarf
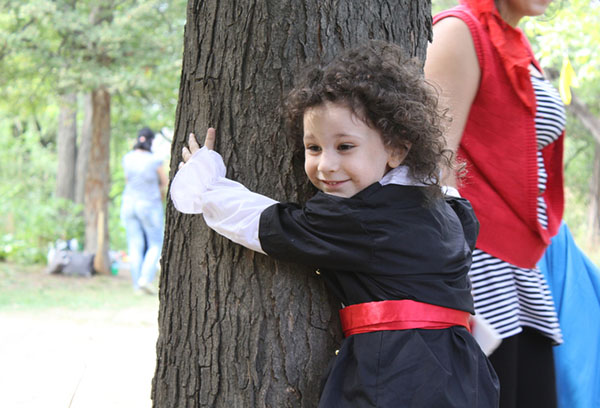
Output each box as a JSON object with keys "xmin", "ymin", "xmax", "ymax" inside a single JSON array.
[{"xmin": 461, "ymin": 0, "xmax": 536, "ymax": 114}]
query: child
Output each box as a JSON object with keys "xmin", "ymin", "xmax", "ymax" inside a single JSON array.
[{"xmin": 170, "ymin": 41, "xmax": 499, "ymax": 407}]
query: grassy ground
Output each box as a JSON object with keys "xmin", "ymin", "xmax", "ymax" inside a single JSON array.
[{"xmin": 0, "ymin": 261, "xmax": 158, "ymax": 312}]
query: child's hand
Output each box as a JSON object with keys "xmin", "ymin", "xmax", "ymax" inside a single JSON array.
[{"xmin": 179, "ymin": 128, "xmax": 216, "ymax": 169}]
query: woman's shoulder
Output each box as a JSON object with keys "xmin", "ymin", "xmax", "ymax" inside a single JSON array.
[{"xmin": 431, "ymin": 8, "xmax": 484, "ymax": 66}]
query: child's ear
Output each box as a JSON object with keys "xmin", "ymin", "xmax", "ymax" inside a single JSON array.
[{"xmin": 387, "ymin": 142, "xmax": 411, "ymax": 169}]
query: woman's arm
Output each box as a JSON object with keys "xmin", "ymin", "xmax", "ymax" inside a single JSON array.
[{"xmin": 424, "ymin": 17, "xmax": 480, "ymax": 187}]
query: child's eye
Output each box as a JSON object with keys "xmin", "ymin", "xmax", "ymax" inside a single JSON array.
[
  {"xmin": 306, "ymin": 145, "xmax": 321, "ymax": 152},
  {"xmin": 338, "ymin": 144, "xmax": 354, "ymax": 151}
]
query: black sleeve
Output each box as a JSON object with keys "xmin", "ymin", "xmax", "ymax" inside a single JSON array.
[
  {"xmin": 258, "ymin": 195, "xmax": 373, "ymax": 270},
  {"xmin": 446, "ymin": 197, "xmax": 480, "ymax": 250}
]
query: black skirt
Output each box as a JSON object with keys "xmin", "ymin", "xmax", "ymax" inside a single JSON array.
[{"xmin": 319, "ymin": 327, "xmax": 499, "ymax": 408}]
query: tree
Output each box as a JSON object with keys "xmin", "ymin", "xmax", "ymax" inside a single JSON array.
[
  {"xmin": 0, "ymin": 0, "xmax": 186, "ymax": 263},
  {"xmin": 153, "ymin": 1, "xmax": 432, "ymax": 406},
  {"xmin": 84, "ymin": 87, "xmax": 111, "ymax": 274},
  {"xmin": 567, "ymin": 95, "xmax": 600, "ymax": 245},
  {"xmin": 55, "ymin": 93, "xmax": 78, "ymax": 201}
]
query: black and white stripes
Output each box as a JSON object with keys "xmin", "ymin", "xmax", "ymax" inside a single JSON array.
[
  {"xmin": 471, "ymin": 249, "xmax": 563, "ymax": 343},
  {"xmin": 533, "ymin": 74, "xmax": 566, "ymax": 230},
  {"xmin": 470, "ymin": 73, "xmax": 565, "ymax": 343}
]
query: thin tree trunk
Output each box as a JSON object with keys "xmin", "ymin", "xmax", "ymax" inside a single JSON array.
[
  {"xmin": 56, "ymin": 93, "xmax": 78, "ymax": 202},
  {"xmin": 569, "ymin": 95, "xmax": 600, "ymax": 145},
  {"xmin": 567, "ymin": 95, "xmax": 600, "ymax": 245},
  {"xmin": 76, "ymin": 93, "xmax": 93, "ymax": 206},
  {"xmin": 588, "ymin": 143, "xmax": 600, "ymax": 246},
  {"xmin": 153, "ymin": 1, "xmax": 432, "ymax": 407},
  {"xmin": 84, "ymin": 87, "xmax": 111, "ymax": 275}
]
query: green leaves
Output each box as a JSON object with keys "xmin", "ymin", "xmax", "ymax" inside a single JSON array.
[
  {"xmin": 0, "ymin": 0, "xmax": 186, "ymax": 117},
  {"xmin": 523, "ymin": 0, "xmax": 600, "ymax": 103},
  {"xmin": 0, "ymin": 0, "xmax": 186, "ymax": 263}
]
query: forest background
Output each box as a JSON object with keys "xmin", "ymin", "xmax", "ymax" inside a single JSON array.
[{"xmin": 0, "ymin": 0, "xmax": 599, "ymax": 268}]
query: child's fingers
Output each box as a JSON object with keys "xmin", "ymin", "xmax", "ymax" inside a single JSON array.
[
  {"xmin": 182, "ymin": 146, "xmax": 192, "ymax": 163},
  {"xmin": 188, "ymin": 133, "xmax": 201, "ymax": 154},
  {"xmin": 204, "ymin": 128, "xmax": 216, "ymax": 150},
  {"xmin": 181, "ymin": 129, "xmax": 215, "ymax": 167}
]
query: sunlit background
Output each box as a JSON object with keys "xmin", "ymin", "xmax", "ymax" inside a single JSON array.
[{"xmin": 0, "ymin": 1, "xmax": 598, "ymax": 407}]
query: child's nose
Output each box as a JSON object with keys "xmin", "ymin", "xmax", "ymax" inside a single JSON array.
[{"xmin": 317, "ymin": 150, "xmax": 338, "ymax": 172}]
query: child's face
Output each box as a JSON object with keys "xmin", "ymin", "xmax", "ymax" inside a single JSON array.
[{"xmin": 302, "ymin": 102, "xmax": 404, "ymax": 198}]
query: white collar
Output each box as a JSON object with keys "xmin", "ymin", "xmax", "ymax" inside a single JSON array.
[
  {"xmin": 379, "ymin": 166, "xmax": 461, "ymax": 197},
  {"xmin": 379, "ymin": 166, "xmax": 426, "ymax": 187}
]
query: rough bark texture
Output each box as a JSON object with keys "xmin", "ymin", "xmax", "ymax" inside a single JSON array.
[
  {"xmin": 153, "ymin": 1, "xmax": 432, "ymax": 407},
  {"xmin": 83, "ymin": 87, "xmax": 111, "ymax": 275},
  {"xmin": 55, "ymin": 93, "xmax": 78, "ymax": 202}
]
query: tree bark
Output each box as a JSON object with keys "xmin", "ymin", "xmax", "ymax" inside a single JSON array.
[
  {"xmin": 75, "ymin": 93, "xmax": 93, "ymax": 206},
  {"xmin": 83, "ymin": 87, "xmax": 111, "ymax": 275},
  {"xmin": 153, "ymin": 1, "xmax": 432, "ymax": 407},
  {"xmin": 56, "ymin": 93, "xmax": 78, "ymax": 202}
]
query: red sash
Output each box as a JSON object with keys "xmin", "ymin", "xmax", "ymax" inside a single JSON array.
[{"xmin": 339, "ymin": 300, "xmax": 471, "ymax": 338}]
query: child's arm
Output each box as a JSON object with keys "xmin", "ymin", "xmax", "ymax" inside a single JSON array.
[
  {"xmin": 170, "ymin": 129, "xmax": 277, "ymax": 254},
  {"xmin": 173, "ymin": 129, "xmax": 372, "ymax": 270}
]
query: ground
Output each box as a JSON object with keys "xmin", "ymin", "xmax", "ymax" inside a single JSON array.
[{"xmin": 0, "ymin": 263, "xmax": 159, "ymax": 408}]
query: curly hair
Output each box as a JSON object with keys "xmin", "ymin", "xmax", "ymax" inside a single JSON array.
[{"xmin": 285, "ymin": 41, "xmax": 451, "ymax": 195}]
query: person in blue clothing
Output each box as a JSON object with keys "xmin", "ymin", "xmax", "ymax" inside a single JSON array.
[
  {"xmin": 170, "ymin": 42, "xmax": 499, "ymax": 406},
  {"xmin": 121, "ymin": 127, "xmax": 167, "ymax": 294}
]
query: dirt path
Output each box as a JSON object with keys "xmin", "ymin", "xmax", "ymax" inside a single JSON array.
[{"xmin": 0, "ymin": 306, "xmax": 158, "ymax": 408}]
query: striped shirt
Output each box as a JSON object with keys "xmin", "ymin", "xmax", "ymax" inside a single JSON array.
[{"xmin": 470, "ymin": 73, "xmax": 565, "ymax": 344}]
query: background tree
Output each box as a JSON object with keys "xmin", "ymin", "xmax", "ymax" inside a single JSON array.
[
  {"xmin": 55, "ymin": 93, "xmax": 78, "ymax": 202},
  {"xmin": 153, "ymin": 1, "xmax": 432, "ymax": 406},
  {"xmin": 0, "ymin": 0, "xmax": 186, "ymax": 263}
]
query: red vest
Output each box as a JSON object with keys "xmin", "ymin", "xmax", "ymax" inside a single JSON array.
[{"xmin": 434, "ymin": 6, "xmax": 564, "ymax": 268}]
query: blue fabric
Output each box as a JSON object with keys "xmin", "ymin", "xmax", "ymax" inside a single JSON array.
[
  {"xmin": 121, "ymin": 199, "xmax": 163, "ymax": 288},
  {"xmin": 121, "ymin": 149, "xmax": 164, "ymax": 289},
  {"xmin": 537, "ymin": 222, "xmax": 600, "ymax": 408}
]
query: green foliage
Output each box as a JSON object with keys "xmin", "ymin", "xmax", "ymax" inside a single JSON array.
[
  {"xmin": 523, "ymin": 0, "xmax": 600, "ymax": 94},
  {"xmin": 523, "ymin": 0, "xmax": 600, "ymax": 256},
  {"xmin": 0, "ymin": 120, "xmax": 85, "ymax": 263},
  {"xmin": 0, "ymin": 0, "xmax": 184, "ymax": 264},
  {"xmin": 431, "ymin": 0, "xmax": 458, "ymax": 14}
]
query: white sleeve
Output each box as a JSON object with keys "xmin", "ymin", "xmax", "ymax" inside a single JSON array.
[{"xmin": 170, "ymin": 147, "xmax": 278, "ymax": 254}]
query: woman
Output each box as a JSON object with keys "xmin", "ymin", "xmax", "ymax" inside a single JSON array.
[
  {"xmin": 121, "ymin": 127, "xmax": 167, "ymax": 294},
  {"xmin": 425, "ymin": 1, "xmax": 564, "ymax": 407}
]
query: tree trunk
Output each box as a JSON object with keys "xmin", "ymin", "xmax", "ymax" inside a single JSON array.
[
  {"xmin": 83, "ymin": 87, "xmax": 111, "ymax": 275},
  {"xmin": 153, "ymin": 1, "xmax": 432, "ymax": 407},
  {"xmin": 588, "ymin": 142, "xmax": 600, "ymax": 246},
  {"xmin": 76, "ymin": 93, "xmax": 93, "ymax": 206},
  {"xmin": 567, "ymin": 95, "xmax": 600, "ymax": 245},
  {"xmin": 55, "ymin": 93, "xmax": 78, "ymax": 201}
]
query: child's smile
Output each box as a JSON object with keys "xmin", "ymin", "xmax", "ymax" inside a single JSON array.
[{"xmin": 302, "ymin": 102, "xmax": 404, "ymax": 198}]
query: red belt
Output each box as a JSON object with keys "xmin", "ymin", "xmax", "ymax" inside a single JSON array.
[{"xmin": 339, "ymin": 299, "xmax": 471, "ymax": 338}]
